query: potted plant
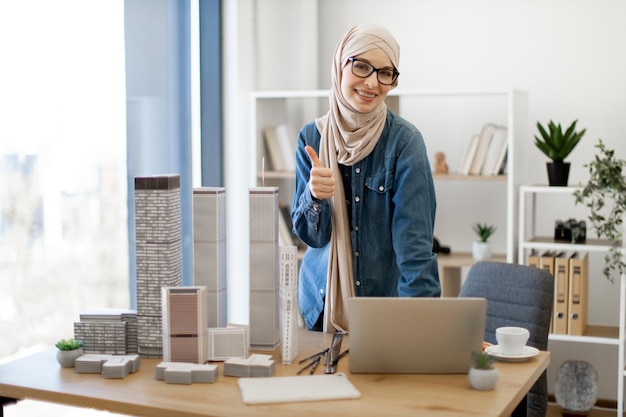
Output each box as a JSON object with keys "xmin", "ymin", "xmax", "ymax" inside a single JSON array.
[
  {"xmin": 469, "ymin": 350, "xmax": 499, "ymax": 390},
  {"xmin": 573, "ymin": 139, "xmax": 626, "ymax": 282},
  {"xmin": 472, "ymin": 223, "xmax": 496, "ymax": 260},
  {"xmin": 55, "ymin": 338, "xmax": 84, "ymax": 368},
  {"xmin": 534, "ymin": 119, "xmax": 586, "ymax": 186}
]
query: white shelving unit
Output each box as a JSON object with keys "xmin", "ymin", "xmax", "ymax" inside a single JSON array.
[
  {"xmin": 518, "ymin": 184, "xmax": 626, "ymax": 414},
  {"xmin": 250, "ymin": 89, "xmax": 528, "ymax": 295}
]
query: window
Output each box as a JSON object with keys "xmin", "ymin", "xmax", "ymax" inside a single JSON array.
[{"xmin": 0, "ymin": 0, "xmax": 128, "ymax": 361}]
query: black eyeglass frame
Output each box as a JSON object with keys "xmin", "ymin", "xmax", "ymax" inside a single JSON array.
[{"xmin": 346, "ymin": 56, "xmax": 399, "ymax": 85}]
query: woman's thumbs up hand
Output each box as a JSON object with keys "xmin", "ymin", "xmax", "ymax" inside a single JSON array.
[{"xmin": 305, "ymin": 145, "xmax": 335, "ymax": 200}]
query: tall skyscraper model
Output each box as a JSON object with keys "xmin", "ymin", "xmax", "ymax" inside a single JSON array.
[
  {"xmin": 249, "ymin": 187, "xmax": 280, "ymax": 350},
  {"xmin": 192, "ymin": 187, "xmax": 227, "ymax": 328},
  {"xmin": 134, "ymin": 175, "xmax": 182, "ymax": 358}
]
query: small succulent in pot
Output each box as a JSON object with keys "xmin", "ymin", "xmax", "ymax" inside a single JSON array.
[
  {"xmin": 55, "ymin": 338, "xmax": 83, "ymax": 351},
  {"xmin": 469, "ymin": 350, "xmax": 499, "ymax": 390},
  {"xmin": 471, "ymin": 350, "xmax": 496, "ymax": 370},
  {"xmin": 472, "ymin": 223, "xmax": 496, "ymax": 243}
]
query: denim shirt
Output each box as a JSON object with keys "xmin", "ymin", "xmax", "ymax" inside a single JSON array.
[{"xmin": 291, "ymin": 110, "xmax": 441, "ymax": 330}]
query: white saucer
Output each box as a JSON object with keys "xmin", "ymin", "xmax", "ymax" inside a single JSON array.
[{"xmin": 485, "ymin": 345, "xmax": 539, "ymax": 362}]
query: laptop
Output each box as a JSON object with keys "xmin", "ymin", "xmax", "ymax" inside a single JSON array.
[{"xmin": 348, "ymin": 297, "xmax": 487, "ymax": 374}]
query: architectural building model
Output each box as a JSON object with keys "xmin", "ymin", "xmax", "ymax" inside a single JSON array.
[
  {"xmin": 156, "ymin": 361, "xmax": 218, "ymax": 384},
  {"xmin": 192, "ymin": 187, "xmax": 227, "ymax": 328},
  {"xmin": 73, "ymin": 180, "xmax": 285, "ymax": 365},
  {"xmin": 74, "ymin": 353, "xmax": 140, "ymax": 379},
  {"xmin": 248, "ymin": 187, "xmax": 280, "ymax": 350},
  {"xmin": 134, "ymin": 175, "xmax": 183, "ymax": 358},
  {"xmin": 162, "ymin": 286, "xmax": 209, "ymax": 364},
  {"xmin": 223, "ymin": 353, "xmax": 275, "ymax": 377},
  {"xmin": 207, "ymin": 326, "xmax": 248, "ymax": 361},
  {"xmin": 279, "ymin": 245, "xmax": 298, "ymax": 364},
  {"xmin": 73, "ymin": 308, "xmax": 138, "ymax": 354}
]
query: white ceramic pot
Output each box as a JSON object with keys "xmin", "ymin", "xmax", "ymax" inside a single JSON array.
[
  {"xmin": 472, "ymin": 241, "xmax": 492, "ymax": 260},
  {"xmin": 469, "ymin": 367, "xmax": 499, "ymax": 390},
  {"xmin": 56, "ymin": 348, "xmax": 84, "ymax": 368}
]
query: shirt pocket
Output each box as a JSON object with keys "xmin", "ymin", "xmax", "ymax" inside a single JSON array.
[{"xmin": 365, "ymin": 171, "xmax": 394, "ymax": 225}]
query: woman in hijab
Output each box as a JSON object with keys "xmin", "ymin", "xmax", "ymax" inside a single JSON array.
[{"xmin": 291, "ymin": 24, "xmax": 441, "ymax": 333}]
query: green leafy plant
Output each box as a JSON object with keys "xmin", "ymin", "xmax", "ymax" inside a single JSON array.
[
  {"xmin": 55, "ymin": 338, "xmax": 83, "ymax": 351},
  {"xmin": 534, "ymin": 119, "xmax": 586, "ymax": 162},
  {"xmin": 472, "ymin": 223, "xmax": 496, "ymax": 243},
  {"xmin": 573, "ymin": 139, "xmax": 626, "ymax": 282},
  {"xmin": 471, "ymin": 350, "xmax": 495, "ymax": 370}
]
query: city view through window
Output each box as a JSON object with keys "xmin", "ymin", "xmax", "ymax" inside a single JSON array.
[{"xmin": 0, "ymin": 0, "xmax": 129, "ymax": 367}]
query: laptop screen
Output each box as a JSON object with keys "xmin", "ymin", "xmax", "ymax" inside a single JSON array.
[{"xmin": 348, "ymin": 297, "xmax": 487, "ymax": 374}]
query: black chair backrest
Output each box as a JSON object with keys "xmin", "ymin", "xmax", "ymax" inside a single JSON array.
[{"xmin": 459, "ymin": 261, "xmax": 554, "ymax": 417}]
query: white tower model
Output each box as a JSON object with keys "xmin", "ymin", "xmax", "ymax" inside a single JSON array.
[
  {"xmin": 192, "ymin": 187, "xmax": 227, "ymax": 328},
  {"xmin": 134, "ymin": 174, "xmax": 182, "ymax": 358},
  {"xmin": 249, "ymin": 187, "xmax": 280, "ymax": 350},
  {"xmin": 279, "ymin": 245, "xmax": 298, "ymax": 364},
  {"xmin": 162, "ymin": 286, "xmax": 208, "ymax": 364}
]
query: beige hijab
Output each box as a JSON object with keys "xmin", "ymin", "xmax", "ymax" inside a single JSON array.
[{"xmin": 315, "ymin": 24, "xmax": 400, "ymax": 333}]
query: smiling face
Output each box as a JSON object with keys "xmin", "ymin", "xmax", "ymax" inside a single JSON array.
[{"xmin": 340, "ymin": 48, "xmax": 395, "ymax": 113}]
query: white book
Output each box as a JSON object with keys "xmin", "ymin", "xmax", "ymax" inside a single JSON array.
[
  {"xmin": 494, "ymin": 135, "xmax": 509, "ymax": 175},
  {"xmin": 468, "ymin": 124, "xmax": 495, "ymax": 175},
  {"xmin": 275, "ymin": 124, "xmax": 296, "ymax": 171},
  {"xmin": 458, "ymin": 134, "xmax": 480, "ymax": 175},
  {"xmin": 263, "ymin": 127, "xmax": 286, "ymax": 171},
  {"xmin": 480, "ymin": 125, "xmax": 508, "ymax": 176}
]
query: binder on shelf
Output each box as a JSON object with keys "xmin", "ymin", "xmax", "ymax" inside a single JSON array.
[
  {"xmin": 538, "ymin": 250, "xmax": 556, "ymax": 333},
  {"xmin": 468, "ymin": 124, "xmax": 495, "ymax": 175},
  {"xmin": 539, "ymin": 250, "xmax": 556, "ymax": 276},
  {"xmin": 568, "ymin": 252, "xmax": 589, "ymax": 336},
  {"xmin": 552, "ymin": 252, "xmax": 573, "ymax": 335},
  {"xmin": 526, "ymin": 249, "xmax": 540, "ymax": 268}
]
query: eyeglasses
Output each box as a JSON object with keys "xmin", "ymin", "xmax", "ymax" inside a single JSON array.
[{"xmin": 347, "ymin": 57, "xmax": 399, "ymax": 85}]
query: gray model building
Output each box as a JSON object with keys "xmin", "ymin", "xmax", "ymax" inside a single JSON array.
[
  {"xmin": 74, "ymin": 308, "xmax": 138, "ymax": 355},
  {"xmin": 162, "ymin": 286, "xmax": 208, "ymax": 364},
  {"xmin": 192, "ymin": 187, "xmax": 227, "ymax": 328},
  {"xmin": 248, "ymin": 187, "xmax": 280, "ymax": 350},
  {"xmin": 134, "ymin": 174, "xmax": 182, "ymax": 358}
]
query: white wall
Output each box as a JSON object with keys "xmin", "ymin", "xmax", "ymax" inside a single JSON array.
[
  {"xmin": 222, "ymin": 0, "xmax": 318, "ymax": 326},
  {"xmin": 225, "ymin": 0, "xmax": 626, "ymax": 401},
  {"xmin": 317, "ymin": 0, "xmax": 626, "ymax": 186}
]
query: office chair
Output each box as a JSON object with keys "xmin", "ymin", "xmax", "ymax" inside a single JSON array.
[{"xmin": 459, "ymin": 261, "xmax": 554, "ymax": 417}]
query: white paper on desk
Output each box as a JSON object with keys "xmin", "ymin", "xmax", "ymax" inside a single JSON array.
[{"xmin": 238, "ymin": 372, "xmax": 361, "ymax": 405}]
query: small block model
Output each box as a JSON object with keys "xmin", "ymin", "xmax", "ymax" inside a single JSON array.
[{"xmin": 156, "ymin": 361, "xmax": 219, "ymax": 384}]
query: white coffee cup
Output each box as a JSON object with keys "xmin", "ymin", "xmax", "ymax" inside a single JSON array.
[{"xmin": 495, "ymin": 327, "xmax": 530, "ymax": 356}]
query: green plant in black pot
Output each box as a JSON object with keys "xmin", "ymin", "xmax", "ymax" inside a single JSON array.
[
  {"xmin": 574, "ymin": 139, "xmax": 626, "ymax": 282},
  {"xmin": 534, "ymin": 119, "xmax": 586, "ymax": 186}
]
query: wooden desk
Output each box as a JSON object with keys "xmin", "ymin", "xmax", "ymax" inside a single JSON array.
[{"xmin": 0, "ymin": 330, "xmax": 549, "ymax": 417}]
